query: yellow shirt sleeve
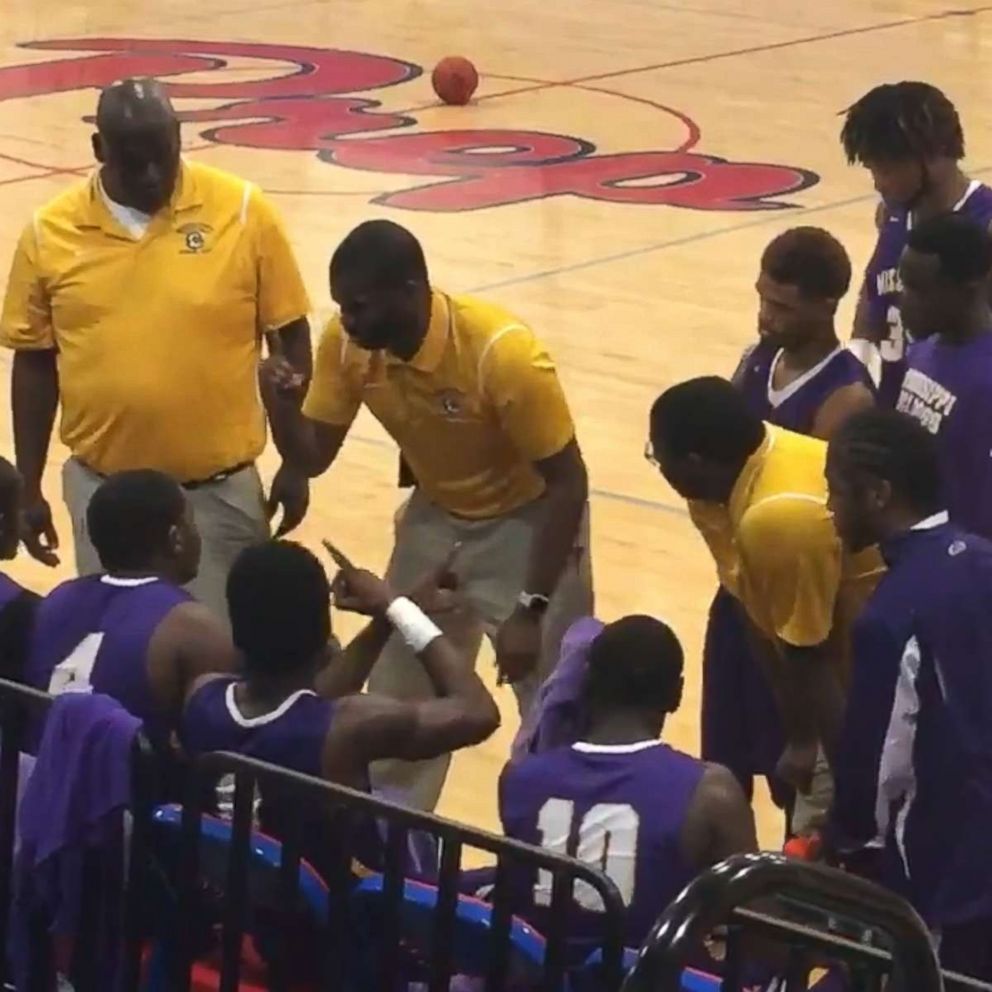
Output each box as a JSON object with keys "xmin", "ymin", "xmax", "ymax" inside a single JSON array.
[
  {"xmin": 248, "ymin": 187, "xmax": 310, "ymax": 332},
  {"xmin": 0, "ymin": 219, "xmax": 54, "ymax": 350},
  {"xmin": 737, "ymin": 497, "xmax": 841, "ymax": 647},
  {"xmin": 302, "ymin": 318, "xmax": 362, "ymax": 427},
  {"xmin": 481, "ymin": 326, "xmax": 575, "ymax": 462}
]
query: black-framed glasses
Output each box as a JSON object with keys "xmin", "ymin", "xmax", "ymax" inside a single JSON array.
[{"xmin": 644, "ymin": 440, "xmax": 659, "ymax": 468}]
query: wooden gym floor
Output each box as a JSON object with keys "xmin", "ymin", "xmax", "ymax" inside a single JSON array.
[{"xmin": 2, "ymin": 0, "xmax": 992, "ymax": 849}]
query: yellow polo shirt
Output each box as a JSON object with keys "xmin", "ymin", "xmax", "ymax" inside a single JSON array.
[
  {"xmin": 690, "ymin": 425, "xmax": 883, "ymax": 659},
  {"xmin": 303, "ymin": 291, "xmax": 575, "ymax": 519},
  {"xmin": 0, "ymin": 161, "xmax": 309, "ymax": 481}
]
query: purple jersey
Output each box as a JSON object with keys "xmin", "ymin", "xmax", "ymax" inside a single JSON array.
[
  {"xmin": 864, "ymin": 181, "xmax": 992, "ymax": 407},
  {"xmin": 181, "ymin": 676, "xmax": 335, "ymax": 779},
  {"xmin": 24, "ymin": 575, "xmax": 189, "ymax": 746},
  {"xmin": 832, "ymin": 518, "xmax": 992, "ymax": 931},
  {"xmin": 0, "ymin": 573, "xmax": 22, "ymax": 611},
  {"xmin": 897, "ymin": 333, "xmax": 992, "ymax": 539},
  {"xmin": 734, "ymin": 340, "xmax": 874, "ymax": 433},
  {"xmin": 499, "ymin": 740, "xmax": 705, "ymax": 945},
  {"xmin": 180, "ymin": 677, "xmax": 381, "ymax": 876}
]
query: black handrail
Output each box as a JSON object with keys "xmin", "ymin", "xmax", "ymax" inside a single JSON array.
[
  {"xmin": 621, "ymin": 853, "xmax": 944, "ymax": 992},
  {"xmin": 174, "ymin": 749, "xmax": 628, "ymax": 992},
  {"xmin": 0, "ymin": 677, "xmax": 157, "ymax": 992}
]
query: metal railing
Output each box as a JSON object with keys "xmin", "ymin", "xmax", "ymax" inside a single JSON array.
[
  {"xmin": 166, "ymin": 750, "xmax": 628, "ymax": 992},
  {"xmin": 622, "ymin": 853, "xmax": 992, "ymax": 992}
]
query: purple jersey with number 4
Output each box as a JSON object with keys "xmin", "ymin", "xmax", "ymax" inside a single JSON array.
[
  {"xmin": 733, "ymin": 340, "xmax": 874, "ymax": 433},
  {"xmin": 24, "ymin": 574, "xmax": 190, "ymax": 746},
  {"xmin": 499, "ymin": 740, "xmax": 705, "ymax": 945},
  {"xmin": 864, "ymin": 181, "xmax": 992, "ymax": 407},
  {"xmin": 897, "ymin": 333, "xmax": 992, "ymax": 540}
]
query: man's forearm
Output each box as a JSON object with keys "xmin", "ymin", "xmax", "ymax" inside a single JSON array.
[
  {"xmin": 264, "ymin": 395, "xmax": 314, "ymax": 471},
  {"xmin": 524, "ymin": 470, "xmax": 587, "ymax": 597},
  {"xmin": 314, "ymin": 616, "xmax": 392, "ymax": 698},
  {"xmin": 276, "ymin": 318, "xmax": 313, "ymax": 385},
  {"xmin": 12, "ymin": 350, "xmax": 58, "ymax": 494}
]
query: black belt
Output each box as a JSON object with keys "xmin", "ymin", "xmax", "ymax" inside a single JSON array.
[{"xmin": 81, "ymin": 459, "xmax": 252, "ymax": 490}]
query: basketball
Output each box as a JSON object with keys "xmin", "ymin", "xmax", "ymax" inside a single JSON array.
[{"xmin": 431, "ymin": 56, "xmax": 478, "ymax": 106}]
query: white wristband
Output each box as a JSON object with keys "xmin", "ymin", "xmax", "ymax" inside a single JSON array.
[{"xmin": 385, "ymin": 597, "xmax": 443, "ymax": 654}]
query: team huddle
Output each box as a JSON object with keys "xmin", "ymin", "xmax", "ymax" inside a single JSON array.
[{"xmin": 0, "ymin": 75, "xmax": 991, "ymax": 977}]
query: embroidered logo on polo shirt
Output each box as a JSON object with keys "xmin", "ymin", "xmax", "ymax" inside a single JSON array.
[
  {"xmin": 948, "ymin": 540, "xmax": 967, "ymax": 557},
  {"xmin": 178, "ymin": 222, "xmax": 213, "ymax": 254},
  {"xmin": 437, "ymin": 389, "xmax": 464, "ymax": 417}
]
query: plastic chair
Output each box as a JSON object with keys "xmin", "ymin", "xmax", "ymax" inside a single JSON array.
[
  {"xmin": 350, "ymin": 873, "xmax": 548, "ymax": 988},
  {"xmin": 144, "ymin": 803, "xmax": 331, "ymax": 991}
]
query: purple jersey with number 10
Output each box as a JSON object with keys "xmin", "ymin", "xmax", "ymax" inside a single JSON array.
[
  {"xmin": 733, "ymin": 339, "xmax": 874, "ymax": 433},
  {"xmin": 499, "ymin": 740, "xmax": 705, "ymax": 945},
  {"xmin": 864, "ymin": 181, "xmax": 992, "ymax": 407},
  {"xmin": 24, "ymin": 574, "xmax": 190, "ymax": 747}
]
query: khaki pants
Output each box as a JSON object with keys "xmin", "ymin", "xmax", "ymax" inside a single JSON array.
[
  {"xmin": 62, "ymin": 457, "xmax": 270, "ymax": 623},
  {"xmin": 791, "ymin": 750, "xmax": 834, "ymax": 837},
  {"xmin": 369, "ymin": 489, "xmax": 594, "ymax": 811}
]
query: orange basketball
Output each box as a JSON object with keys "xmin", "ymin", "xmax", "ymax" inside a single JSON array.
[{"xmin": 431, "ymin": 56, "xmax": 479, "ymax": 106}]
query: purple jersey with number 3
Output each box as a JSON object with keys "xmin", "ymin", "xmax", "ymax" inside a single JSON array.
[
  {"xmin": 864, "ymin": 181, "xmax": 992, "ymax": 407},
  {"xmin": 499, "ymin": 740, "xmax": 705, "ymax": 945},
  {"xmin": 733, "ymin": 340, "xmax": 873, "ymax": 433},
  {"xmin": 24, "ymin": 574, "xmax": 190, "ymax": 746}
]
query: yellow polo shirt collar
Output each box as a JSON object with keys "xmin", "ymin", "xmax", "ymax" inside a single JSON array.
[
  {"xmin": 84, "ymin": 161, "xmax": 205, "ymax": 236},
  {"xmin": 386, "ymin": 290, "xmax": 451, "ymax": 372}
]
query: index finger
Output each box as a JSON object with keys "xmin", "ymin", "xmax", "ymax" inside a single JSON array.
[{"xmin": 321, "ymin": 538, "xmax": 355, "ymax": 571}]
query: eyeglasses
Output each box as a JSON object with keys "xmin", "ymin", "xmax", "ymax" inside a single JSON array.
[{"xmin": 644, "ymin": 440, "xmax": 659, "ymax": 468}]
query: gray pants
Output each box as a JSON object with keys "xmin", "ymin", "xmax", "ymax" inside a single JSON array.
[
  {"xmin": 370, "ymin": 489, "xmax": 594, "ymax": 811},
  {"xmin": 62, "ymin": 457, "xmax": 270, "ymax": 622}
]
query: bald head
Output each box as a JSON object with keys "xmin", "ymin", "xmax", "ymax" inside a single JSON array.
[
  {"xmin": 97, "ymin": 78, "xmax": 176, "ymax": 134},
  {"xmin": 93, "ymin": 78, "xmax": 181, "ymax": 214},
  {"xmin": 0, "ymin": 457, "xmax": 21, "ymax": 561}
]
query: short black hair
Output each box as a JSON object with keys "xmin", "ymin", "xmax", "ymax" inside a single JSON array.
[
  {"xmin": 907, "ymin": 212, "xmax": 992, "ymax": 283},
  {"xmin": 761, "ymin": 227, "xmax": 852, "ymax": 300},
  {"xmin": 330, "ymin": 220, "xmax": 428, "ymax": 289},
  {"xmin": 831, "ymin": 409, "xmax": 941, "ymax": 515},
  {"xmin": 227, "ymin": 541, "xmax": 330, "ymax": 677},
  {"xmin": 87, "ymin": 470, "xmax": 186, "ymax": 571},
  {"xmin": 650, "ymin": 376, "xmax": 765, "ymax": 463},
  {"xmin": 840, "ymin": 82, "xmax": 964, "ymax": 164},
  {"xmin": 585, "ymin": 616, "xmax": 683, "ymax": 712}
]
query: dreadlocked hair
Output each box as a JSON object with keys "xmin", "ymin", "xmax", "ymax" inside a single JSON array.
[
  {"xmin": 830, "ymin": 409, "xmax": 942, "ymax": 515},
  {"xmin": 840, "ymin": 82, "xmax": 964, "ymax": 164}
]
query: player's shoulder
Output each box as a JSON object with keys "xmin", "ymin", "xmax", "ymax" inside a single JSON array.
[{"xmin": 501, "ymin": 745, "xmax": 571, "ymax": 786}]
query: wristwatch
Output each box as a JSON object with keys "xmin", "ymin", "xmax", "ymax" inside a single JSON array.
[{"xmin": 518, "ymin": 591, "xmax": 551, "ymax": 614}]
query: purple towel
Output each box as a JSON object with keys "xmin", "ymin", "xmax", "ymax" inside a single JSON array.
[
  {"xmin": 511, "ymin": 617, "xmax": 604, "ymax": 761},
  {"xmin": 12, "ymin": 692, "xmax": 141, "ymax": 990}
]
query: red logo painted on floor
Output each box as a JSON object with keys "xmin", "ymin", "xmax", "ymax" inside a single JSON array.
[{"xmin": 0, "ymin": 38, "xmax": 819, "ymax": 212}]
